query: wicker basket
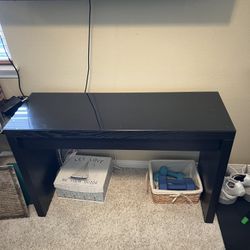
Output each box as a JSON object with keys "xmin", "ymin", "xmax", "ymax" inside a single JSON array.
[
  {"xmin": 148, "ymin": 160, "xmax": 203, "ymax": 204},
  {"xmin": 0, "ymin": 165, "xmax": 29, "ymax": 219}
]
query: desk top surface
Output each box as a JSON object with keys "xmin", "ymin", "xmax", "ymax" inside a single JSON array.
[{"xmin": 3, "ymin": 92, "xmax": 235, "ymax": 133}]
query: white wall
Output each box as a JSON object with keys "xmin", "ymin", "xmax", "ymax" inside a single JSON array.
[{"xmin": 0, "ymin": 0, "xmax": 249, "ymax": 163}]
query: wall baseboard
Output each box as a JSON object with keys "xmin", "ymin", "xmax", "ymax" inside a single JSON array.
[
  {"xmin": 114, "ymin": 160, "xmax": 148, "ymax": 169},
  {"xmin": 114, "ymin": 161, "xmax": 249, "ymax": 170}
]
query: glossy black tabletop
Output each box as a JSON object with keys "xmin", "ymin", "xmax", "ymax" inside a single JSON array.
[{"xmin": 3, "ymin": 92, "xmax": 235, "ymax": 133}]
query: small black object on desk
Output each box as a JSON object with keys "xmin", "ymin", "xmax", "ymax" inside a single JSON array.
[
  {"xmin": 0, "ymin": 96, "xmax": 23, "ymax": 117},
  {"xmin": 3, "ymin": 92, "xmax": 236, "ymax": 223}
]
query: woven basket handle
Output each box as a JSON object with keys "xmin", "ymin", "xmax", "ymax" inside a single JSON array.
[{"xmin": 145, "ymin": 171, "xmax": 149, "ymax": 193}]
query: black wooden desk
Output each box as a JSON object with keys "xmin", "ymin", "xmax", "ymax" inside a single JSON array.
[{"xmin": 3, "ymin": 92, "xmax": 235, "ymax": 223}]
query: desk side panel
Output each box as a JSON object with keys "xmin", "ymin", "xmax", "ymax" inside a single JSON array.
[{"xmin": 7, "ymin": 137, "xmax": 60, "ymax": 216}]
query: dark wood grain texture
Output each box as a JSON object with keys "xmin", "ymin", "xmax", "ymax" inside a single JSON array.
[
  {"xmin": 7, "ymin": 137, "xmax": 60, "ymax": 216},
  {"xmin": 3, "ymin": 92, "xmax": 235, "ymax": 222}
]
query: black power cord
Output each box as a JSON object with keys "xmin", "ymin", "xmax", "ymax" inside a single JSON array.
[
  {"xmin": 86, "ymin": 93, "xmax": 102, "ymax": 128},
  {"xmin": 84, "ymin": 0, "xmax": 92, "ymax": 93},
  {"xmin": 0, "ymin": 35, "xmax": 26, "ymax": 97}
]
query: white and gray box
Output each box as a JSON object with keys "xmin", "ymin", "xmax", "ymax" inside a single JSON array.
[{"xmin": 54, "ymin": 155, "xmax": 112, "ymax": 202}]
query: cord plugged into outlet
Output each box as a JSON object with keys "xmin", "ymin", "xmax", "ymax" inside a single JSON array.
[{"xmin": 0, "ymin": 35, "xmax": 26, "ymax": 97}]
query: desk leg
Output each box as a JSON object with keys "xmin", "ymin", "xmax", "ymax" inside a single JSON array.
[
  {"xmin": 199, "ymin": 140, "xmax": 234, "ymax": 223},
  {"xmin": 7, "ymin": 137, "xmax": 60, "ymax": 216}
]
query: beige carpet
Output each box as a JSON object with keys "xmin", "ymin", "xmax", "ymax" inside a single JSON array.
[{"xmin": 0, "ymin": 168, "xmax": 224, "ymax": 250}]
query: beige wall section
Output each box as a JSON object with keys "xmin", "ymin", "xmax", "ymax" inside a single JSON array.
[{"xmin": 0, "ymin": 0, "xmax": 249, "ymax": 163}]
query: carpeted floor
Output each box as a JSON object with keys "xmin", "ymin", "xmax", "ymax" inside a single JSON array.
[{"xmin": 0, "ymin": 168, "xmax": 224, "ymax": 250}]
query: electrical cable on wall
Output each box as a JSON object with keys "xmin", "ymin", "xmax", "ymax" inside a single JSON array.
[
  {"xmin": 0, "ymin": 35, "xmax": 26, "ymax": 98},
  {"xmin": 84, "ymin": 0, "xmax": 92, "ymax": 93},
  {"xmin": 83, "ymin": 0, "xmax": 102, "ymax": 127}
]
